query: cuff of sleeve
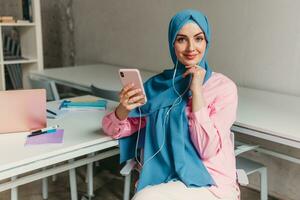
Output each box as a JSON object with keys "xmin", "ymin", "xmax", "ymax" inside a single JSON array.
[
  {"xmin": 110, "ymin": 110, "xmax": 128, "ymax": 124},
  {"xmin": 190, "ymin": 107, "xmax": 211, "ymax": 124}
]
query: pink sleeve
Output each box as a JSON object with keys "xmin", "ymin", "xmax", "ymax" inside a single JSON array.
[
  {"xmin": 102, "ymin": 111, "xmax": 147, "ymax": 139},
  {"xmin": 188, "ymin": 80, "xmax": 238, "ymax": 160}
]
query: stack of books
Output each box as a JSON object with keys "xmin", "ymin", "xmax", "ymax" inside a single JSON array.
[
  {"xmin": 3, "ymin": 30, "xmax": 24, "ymax": 89},
  {"xmin": 0, "ymin": 16, "xmax": 15, "ymax": 23}
]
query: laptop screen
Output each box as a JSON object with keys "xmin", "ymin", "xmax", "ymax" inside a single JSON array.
[{"xmin": 0, "ymin": 89, "xmax": 46, "ymax": 134}]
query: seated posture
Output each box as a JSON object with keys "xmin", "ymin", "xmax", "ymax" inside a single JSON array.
[{"xmin": 102, "ymin": 9, "xmax": 240, "ymax": 200}]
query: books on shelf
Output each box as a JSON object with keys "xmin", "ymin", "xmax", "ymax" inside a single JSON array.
[
  {"xmin": 5, "ymin": 64, "xmax": 23, "ymax": 89},
  {"xmin": 22, "ymin": 0, "xmax": 33, "ymax": 22},
  {"xmin": 3, "ymin": 28, "xmax": 23, "ymax": 59},
  {"xmin": 0, "ymin": 16, "xmax": 16, "ymax": 23},
  {"xmin": 2, "ymin": 28, "xmax": 24, "ymax": 89}
]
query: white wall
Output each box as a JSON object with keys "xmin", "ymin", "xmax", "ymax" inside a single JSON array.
[
  {"xmin": 73, "ymin": 1, "xmax": 300, "ymax": 199},
  {"xmin": 73, "ymin": 0, "xmax": 300, "ymax": 97}
]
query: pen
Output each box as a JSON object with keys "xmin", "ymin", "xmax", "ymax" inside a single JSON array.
[
  {"xmin": 59, "ymin": 100, "xmax": 71, "ymax": 110},
  {"xmin": 47, "ymin": 109, "xmax": 57, "ymax": 116},
  {"xmin": 27, "ymin": 129, "xmax": 57, "ymax": 137},
  {"xmin": 30, "ymin": 125, "xmax": 59, "ymax": 135}
]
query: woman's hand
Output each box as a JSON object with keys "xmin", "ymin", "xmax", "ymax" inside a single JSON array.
[
  {"xmin": 182, "ymin": 65, "xmax": 206, "ymax": 112},
  {"xmin": 182, "ymin": 65, "xmax": 206, "ymax": 94},
  {"xmin": 115, "ymin": 83, "xmax": 146, "ymax": 120}
]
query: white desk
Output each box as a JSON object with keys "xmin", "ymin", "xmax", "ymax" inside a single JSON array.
[
  {"xmin": 0, "ymin": 96, "xmax": 119, "ymax": 199},
  {"xmin": 233, "ymin": 87, "xmax": 300, "ymax": 149},
  {"xmin": 30, "ymin": 63, "xmax": 300, "ymax": 163},
  {"xmin": 30, "ymin": 63, "xmax": 155, "ymax": 92}
]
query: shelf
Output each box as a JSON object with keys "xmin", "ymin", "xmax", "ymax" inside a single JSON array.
[
  {"xmin": 0, "ymin": 0, "xmax": 42, "ymax": 90},
  {"xmin": 0, "ymin": 22, "xmax": 35, "ymax": 27},
  {"xmin": 3, "ymin": 59, "xmax": 37, "ymax": 65}
]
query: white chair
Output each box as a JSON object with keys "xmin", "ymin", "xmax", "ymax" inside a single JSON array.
[
  {"xmin": 29, "ymin": 77, "xmax": 60, "ymax": 101},
  {"xmin": 90, "ymin": 84, "xmax": 119, "ymax": 101},
  {"xmin": 120, "ymin": 133, "xmax": 268, "ymax": 200},
  {"xmin": 234, "ymin": 140, "xmax": 268, "ymax": 200}
]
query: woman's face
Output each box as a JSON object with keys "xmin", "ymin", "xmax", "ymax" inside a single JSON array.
[{"xmin": 174, "ymin": 22, "xmax": 206, "ymax": 66}]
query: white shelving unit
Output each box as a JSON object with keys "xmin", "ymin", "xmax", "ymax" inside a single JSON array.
[{"xmin": 0, "ymin": 0, "xmax": 43, "ymax": 90}]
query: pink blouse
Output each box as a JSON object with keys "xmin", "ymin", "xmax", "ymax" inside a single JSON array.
[{"xmin": 102, "ymin": 72, "xmax": 239, "ymax": 199}]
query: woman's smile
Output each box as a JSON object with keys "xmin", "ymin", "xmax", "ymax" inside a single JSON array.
[{"xmin": 183, "ymin": 53, "xmax": 199, "ymax": 60}]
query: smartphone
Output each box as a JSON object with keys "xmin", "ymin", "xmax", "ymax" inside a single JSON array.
[{"xmin": 118, "ymin": 68, "xmax": 147, "ymax": 104}]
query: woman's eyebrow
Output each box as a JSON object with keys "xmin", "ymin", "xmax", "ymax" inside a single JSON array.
[
  {"xmin": 176, "ymin": 32, "xmax": 204, "ymax": 37},
  {"xmin": 194, "ymin": 32, "xmax": 204, "ymax": 37},
  {"xmin": 176, "ymin": 34, "xmax": 187, "ymax": 37}
]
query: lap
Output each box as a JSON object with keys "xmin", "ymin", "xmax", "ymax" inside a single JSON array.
[{"xmin": 132, "ymin": 181, "xmax": 235, "ymax": 200}]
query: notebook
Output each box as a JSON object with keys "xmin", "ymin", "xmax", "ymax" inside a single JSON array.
[{"xmin": 0, "ymin": 89, "xmax": 47, "ymax": 134}]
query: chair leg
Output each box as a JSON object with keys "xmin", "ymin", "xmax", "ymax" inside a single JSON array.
[
  {"xmin": 123, "ymin": 174, "xmax": 132, "ymax": 200},
  {"xmin": 87, "ymin": 153, "xmax": 94, "ymax": 198},
  {"xmin": 69, "ymin": 159, "xmax": 78, "ymax": 200},
  {"xmin": 52, "ymin": 174, "xmax": 57, "ymax": 182},
  {"xmin": 11, "ymin": 176, "xmax": 18, "ymax": 200},
  {"xmin": 259, "ymin": 167, "xmax": 268, "ymax": 200}
]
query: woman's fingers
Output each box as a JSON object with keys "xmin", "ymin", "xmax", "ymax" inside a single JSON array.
[
  {"xmin": 182, "ymin": 66, "xmax": 197, "ymax": 78},
  {"xmin": 119, "ymin": 83, "xmax": 145, "ymax": 111},
  {"xmin": 119, "ymin": 83, "xmax": 134, "ymax": 99},
  {"xmin": 126, "ymin": 102, "xmax": 144, "ymax": 110},
  {"xmin": 182, "ymin": 65, "xmax": 205, "ymax": 78},
  {"xmin": 126, "ymin": 88, "xmax": 142, "ymax": 98},
  {"xmin": 128, "ymin": 94, "xmax": 145, "ymax": 104},
  {"xmin": 122, "ymin": 95, "xmax": 145, "ymax": 110}
]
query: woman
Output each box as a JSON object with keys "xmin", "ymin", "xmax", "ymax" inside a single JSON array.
[{"xmin": 102, "ymin": 9, "xmax": 239, "ymax": 200}]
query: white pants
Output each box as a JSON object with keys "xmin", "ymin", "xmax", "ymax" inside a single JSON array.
[{"xmin": 132, "ymin": 181, "xmax": 238, "ymax": 200}]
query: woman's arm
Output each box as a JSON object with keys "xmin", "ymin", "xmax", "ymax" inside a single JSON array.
[
  {"xmin": 188, "ymin": 78, "xmax": 238, "ymax": 160},
  {"xmin": 102, "ymin": 111, "xmax": 146, "ymax": 139},
  {"xmin": 102, "ymin": 82, "xmax": 147, "ymax": 139}
]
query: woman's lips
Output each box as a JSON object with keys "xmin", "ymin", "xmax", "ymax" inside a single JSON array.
[{"xmin": 184, "ymin": 54, "xmax": 198, "ymax": 60}]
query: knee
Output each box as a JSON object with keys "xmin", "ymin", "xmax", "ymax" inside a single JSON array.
[{"xmin": 132, "ymin": 187, "xmax": 161, "ymax": 200}]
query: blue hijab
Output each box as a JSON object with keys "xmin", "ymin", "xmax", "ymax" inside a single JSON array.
[{"xmin": 119, "ymin": 9, "xmax": 215, "ymax": 191}]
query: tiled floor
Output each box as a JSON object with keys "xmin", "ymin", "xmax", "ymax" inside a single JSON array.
[{"xmin": 0, "ymin": 156, "xmax": 279, "ymax": 200}]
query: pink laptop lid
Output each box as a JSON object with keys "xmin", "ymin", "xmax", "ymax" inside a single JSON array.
[{"xmin": 0, "ymin": 89, "xmax": 47, "ymax": 134}]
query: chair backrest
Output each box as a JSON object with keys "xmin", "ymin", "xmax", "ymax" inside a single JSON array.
[
  {"xmin": 90, "ymin": 85, "xmax": 119, "ymax": 101},
  {"xmin": 230, "ymin": 132, "xmax": 236, "ymax": 151},
  {"xmin": 29, "ymin": 77, "xmax": 60, "ymax": 101}
]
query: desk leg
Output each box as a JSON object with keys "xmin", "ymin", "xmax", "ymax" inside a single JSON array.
[
  {"xmin": 87, "ymin": 153, "xmax": 94, "ymax": 198},
  {"xmin": 69, "ymin": 159, "xmax": 78, "ymax": 200},
  {"xmin": 42, "ymin": 177, "xmax": 48, "ymax": 199},
  {"xmin": 11, "ymin": 176, "xmax": 18, "ymax": 200}
]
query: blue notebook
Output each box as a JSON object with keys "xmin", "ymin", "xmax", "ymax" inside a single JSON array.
[{"xmin": 59, "ymin": 99, "xmax": 107, "ymax": 110}]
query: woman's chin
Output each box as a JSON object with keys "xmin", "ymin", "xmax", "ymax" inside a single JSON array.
[{"xmin": 181, "ymin": 59, "xmax": 199, "ymax": 66}]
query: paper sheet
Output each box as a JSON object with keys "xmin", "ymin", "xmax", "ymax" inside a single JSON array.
[{"xmin": 25, "ymin": 129, "xmax": 64, "ymax": 146}]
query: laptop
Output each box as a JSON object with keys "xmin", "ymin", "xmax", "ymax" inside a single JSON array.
[{"xmin": 0, "ymin": 89, "xmax": 47, "ymax": 134}]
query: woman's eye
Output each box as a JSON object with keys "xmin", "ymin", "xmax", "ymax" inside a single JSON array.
[
  {"xmin": 195, "ymin": 37, "xmax": 204, "ymax": 42},
  {"xmin": 176, "ymin": 37, "xmax": 186, "ymax": 43}
]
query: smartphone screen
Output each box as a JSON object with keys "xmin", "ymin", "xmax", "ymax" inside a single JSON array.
[{"xmin": 118, "ymin": 69, "xmax": 147, "ymax": 103}]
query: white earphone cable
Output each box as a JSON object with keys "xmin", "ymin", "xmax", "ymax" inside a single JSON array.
[{"xmin": 135, "ymin": 59, "xmax": 192, "ymax": 167}]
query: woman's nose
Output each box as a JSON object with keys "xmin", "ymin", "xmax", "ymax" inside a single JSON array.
[{"xmin": 187, "ymin": 40, "xmax": 196, "ymax": 51}]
